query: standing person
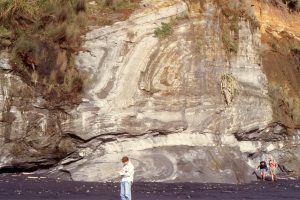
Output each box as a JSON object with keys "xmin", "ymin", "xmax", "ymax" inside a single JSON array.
[
  {"xmin": 119, "ymin": 156, "xmax": 134, "ymax": 200},
  {"xmin": 257, "ymin": 160, "xmax": 268, "ymax": 180},
  {"xmin": 269, "ymin": 157, "xmax": 277, "ymax": 181}
]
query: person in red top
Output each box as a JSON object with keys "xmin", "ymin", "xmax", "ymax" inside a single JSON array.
[{"xmin": 269, "ymin": 157, "xmax": 277, "ymax": 181}]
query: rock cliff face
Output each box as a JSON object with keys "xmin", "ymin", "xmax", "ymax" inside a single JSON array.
[
  {"xmin": 0, "ymin": 0, "xmax": 299, "ymax": 183},
  {"xmin": 0, "ymin": 52, "xmax": 78, "ymax": 171}
]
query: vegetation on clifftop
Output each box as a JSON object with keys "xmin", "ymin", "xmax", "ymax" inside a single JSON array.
[
  {"xmin": 0, "ymin": 0, "xmax": 87, "ymax": 105},
  {"xmin": 0, "ymin": 0, "xmax": 139, "ymax": 106}
]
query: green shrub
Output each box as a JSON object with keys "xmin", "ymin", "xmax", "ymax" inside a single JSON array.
[
  {"xmin": 112, "ymin": 1, "xmax": 137, "ymax": 10},
  {"xmin": 63, "ymin": 68, "xmax": 84, "ymax": 93},
  {"xmin": 222, "ymin": 34, "xmax": 238, "ymax": 53},
  {"xmin": 47, "ymin": 23, "xmax": 68, "ymax": 42},
  {"xmin": 0, "ymin": 0, "xmax": 38, "ymax": 22},
  {"xmin": 65, "ymin": 23, "xmax": 80, "ymax": 43},
  {"xmin": 0, "ymin": 26, "xmax": 11, "ymax": 39},
  {"xmin": 13, "ymin": 36, "xmax": 37, "ymax": 56},
  {"xmin": 47, "ymin": 22, "xmax": 80, "ymax": 43},
  {"xmin": 154, "ymin": 22, "xmax": 173, "ymax": 39},
  {"xmin": 75, "ymin": 0, "xmax": 86, "ymax": 13},
  {"xmin": 0, "ymin": 26, "xmax": 11, "ymax": 47},
  {"xmin": 0, "ymin": 38, "xmax": 11, "ymax": 47},
  {"xmin": 100, "ymin": 0, "xmax": 137, "ymax": 9}
]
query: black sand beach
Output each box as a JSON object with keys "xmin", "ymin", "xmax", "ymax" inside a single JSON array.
[{"xmin": 0, "ymin": 174, "xmax": 299, "ymax": 200}]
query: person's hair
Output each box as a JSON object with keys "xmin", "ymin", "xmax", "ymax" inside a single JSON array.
[{"xmin": 121, "ymin": 156, "xmax": 129, "ymax": 163}]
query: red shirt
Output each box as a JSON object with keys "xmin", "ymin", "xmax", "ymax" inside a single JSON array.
[{"xmin": 269, "ymin": 160, "xmax": 277, "ymax": 169}]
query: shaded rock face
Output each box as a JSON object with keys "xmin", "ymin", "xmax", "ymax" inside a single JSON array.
[
  {"xmin": 0, "ymin": 0, "xmax": 299, "ymax": 183},
  {"xmin": 0, "ymin": 53, "xmax": 80, "ymax": 171},
  {"xmin": 253, "ymin": 0, "xmax": 300, "ymax": 128}
]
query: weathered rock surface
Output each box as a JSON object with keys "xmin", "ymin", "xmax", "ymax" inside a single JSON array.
[
  {"xmin": 0, "ymin": 61, "xmax": 80, "ymax": 171},
  {"xmin": 0, "ymin": 0, "xmax": 299, "ymax": 183}
]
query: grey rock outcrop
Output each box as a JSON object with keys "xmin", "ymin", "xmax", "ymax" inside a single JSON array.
[
  {"xmin": 0, "ymin": 0, "xmax": 299, "ymax": 183},
  {"xmin": 0, "ymin": 52, "xmax": 11, "ymax": 70},
  {"xmin": 0, "ymin": 59, "xmax": 80, "ymax": 171}
]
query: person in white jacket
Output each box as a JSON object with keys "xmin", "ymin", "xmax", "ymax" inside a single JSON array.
[{"xmin": 119, "ymin": 156, "xmax": 134, "ymax": 200}]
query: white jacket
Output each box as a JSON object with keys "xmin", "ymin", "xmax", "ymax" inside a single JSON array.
[{"xmin": 119, "ymin": 161, "xmax": 134, "ymax": 182}]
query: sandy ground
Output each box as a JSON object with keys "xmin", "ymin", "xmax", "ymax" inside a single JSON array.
[{"xmin": 0, "ymin": 174, "xmax": 299, "ymax": 200}]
